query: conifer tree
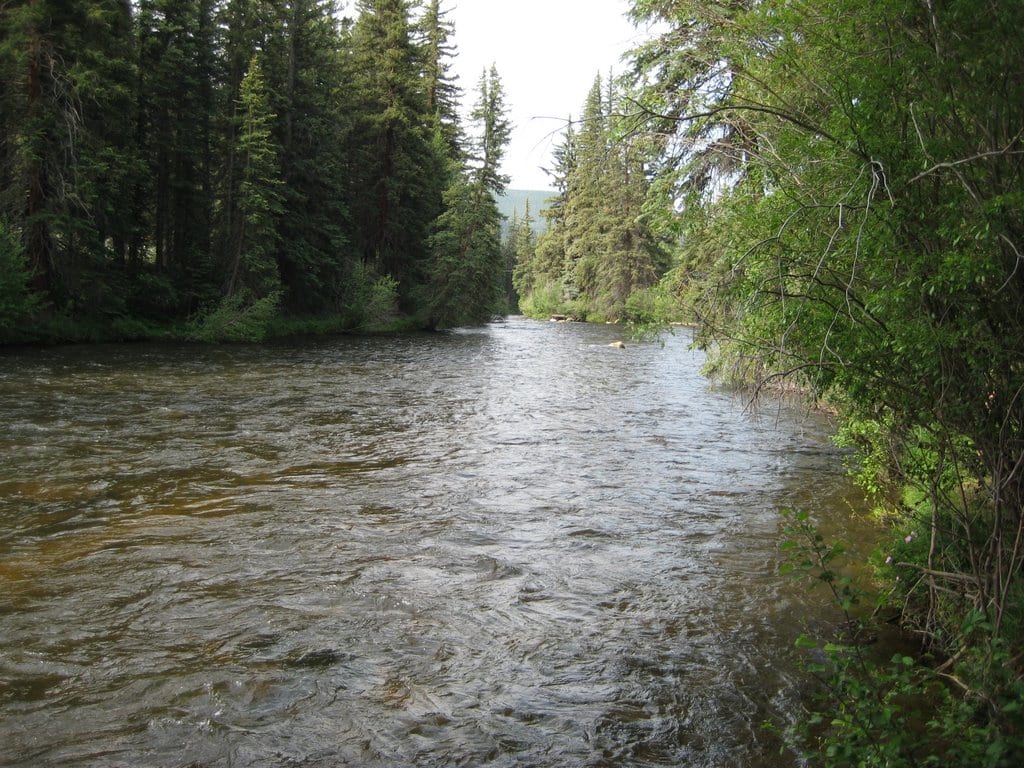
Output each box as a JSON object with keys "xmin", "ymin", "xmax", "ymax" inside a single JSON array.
[
  {"xmin": 136, "ymin": 0, "xmax": 218, "ymax": 309},
  {"xmin": 469, "ymin": 65, "xmax": 512, "ymax": 196},
  {"xmin": 518, "ymin": 75, "xmax": 664, "ymax": 321},
  {"xmin": 0, "ymin": 0, "xmax": 142, "ymax": 314},
  {"xmin": 506, "ymin": 200, "xmax": 537, "ymax": 309},
  {"xmin": 416, "ymin": 0, "xmax": 463, "ymax": 160},
  {"xmin": 261, "ymin": 0, "xmax": 353, "ymax": 313},
  {"xmin": 563, "ymin": 75, "xmax": 610, "ymax": 307},
  {"xmin": 212, "ymin": 0, "xmax": 273, "ymax": 292},
  {"xmin": 0, "ymin": 0, "xmax": 68, "ymax": 301},
  {"xmin": 529, "ymin": 118, "xmax": 575, "ymax": 296},
  {"xmin": 225, "ymin": 57, "xmax": 284, "ymax": 300},
  {"xmin": 349, "ymin": 0, "xmax": 446, "ymax": 296},
  {"xmin": 426, "ymin": 66, "xmax": 511, "ymax": 327}
]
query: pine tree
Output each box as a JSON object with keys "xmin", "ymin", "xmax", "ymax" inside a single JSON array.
[
  {"xmin": 527, "ymin": 117, "xmax": 575, "ymax": 311},
  {"xmin": 261, "ymin": 0, "xmax": 353, "ymax": 314},
  {"xmin": 0, "ymin": 0, "xmax": 67, "ymax": 301},
  {"xmin": 469, "ymin": 65, "xmax": 512, "ymax": 196},
  {"xmin": 506, "ymin": 200, "xmax": 537, "ymax": 309},
  {"xmin": 348, "ymin": 0, "xmax": 446, "ymax": 299},
  {"xmin": 0, "ymin": 0, "xmax": 142, "ymax": 317},
  {"xmin": 416, "ymin": 0, "xmax": 463, "ymax": 160},
  {"xmin": 562, "ymin": 75, "xmax": 610, "ymax": 308},
  {"xmin": 225, "ymin": 57, "xmax": 284, "ymax": 300},
  {"xmin": 212, "ymin": 0, "xmax": 273, "ymax": 296},
  {"xmin": 518, "ymin": 74, "xmax": 665, "ymax": 321},
  {"xmin": 136, "ymin": 0, "xmax": 218, "ymax": 310},
  {"xmin": 426, "ymin": 66, "xmax": 511, "ymax": 328}
]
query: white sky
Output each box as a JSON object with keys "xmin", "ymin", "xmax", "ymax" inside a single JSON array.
[{"xmin": 447, "ymin": 0, "xmax": 643, "ymax": 190}]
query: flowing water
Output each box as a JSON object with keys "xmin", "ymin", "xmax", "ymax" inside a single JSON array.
[{"xmin": 0, "ymin": 317, "xmax": 874, "ymax": 767}]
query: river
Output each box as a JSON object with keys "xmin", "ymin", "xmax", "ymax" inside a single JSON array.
[{"xmin": 0, "ymin": 317, "xmax": 873, "ymax": 767}]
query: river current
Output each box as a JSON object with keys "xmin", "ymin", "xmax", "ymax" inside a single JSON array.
[{"xmin": 0, "ymin": 317, "xmax": 872, "ymax": 767}]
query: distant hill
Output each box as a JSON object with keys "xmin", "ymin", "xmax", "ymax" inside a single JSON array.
[{"xmin": 497, "ymin": 189, "xmax": 554, "ymax": 234}]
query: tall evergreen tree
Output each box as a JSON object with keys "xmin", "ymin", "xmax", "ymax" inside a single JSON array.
[
  {"xmin": 0, "ymin": 0, "xmax": 140, "ymax": 312},
  {"xmin": 521, "ymin": 76, "xmax": 664, "ymax": 320},
  {"xmin": 506, "ymin": 200, "xmax": 537, "ymax": 309},
  {"xmin": 526, "ymin": 118, "xmax": 576, "ymax": 312},
  {"xmin": 224, "ymin": 56, "xmax": 284, "ymax": 300},
  {"xmin": 468, "ymin": 65, "xmax": 512, "ymax": 195},
  {"xmin": 349, "ymin": 0, "xmax": 446, "ymax": 297},
  {"xmin": 212, "ymin": 0, "xmax": 273, "ymax": 295},
  {"xmin": 426, "ymin": 66, "xmax": 511, "ymax": 328},
  {"xmin": 136, "ymin": 0, "xmax": 218, "ymax": 310},
  {"xmin": 416, "ymin": 0, "xmax": 463, "ymax": 160},
  {"xmin": 261, "ymin": 0, "xmax": 353, "ymax": 313},
  {"xmin": 563, "ymin": 75, "xmax": 610, "ymax": 305}
]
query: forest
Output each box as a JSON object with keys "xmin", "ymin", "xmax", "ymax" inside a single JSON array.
[
  {"xmin": 1, "ymin": 0, "xmax": 511, "ymax": 341},
  {"xmin": 3, "ymin": 0, "xmax": 1024, "ymax": 764}
]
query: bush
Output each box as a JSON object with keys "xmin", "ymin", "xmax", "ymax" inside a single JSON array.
[
  {"xmin": 341, "ymin": 262, "xmax": 401, "ymax": 331},
  {"xmin": 780, "ymin": 510, "xmax": 1024, "ymax": 767},
  {"xmin": 519, "ymin": 277, "xmax": 581, "ymax": 319},
  {"xmin": 187, "ymin": 290, "xmax": 282, "ymax": 343}
]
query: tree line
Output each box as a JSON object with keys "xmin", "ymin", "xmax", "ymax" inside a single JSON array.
[
  {"xmin": 0, "ymin": 0, "xmax": 510, "ymax": 341},
  {"xmin": 511, "ymin": 72, "xmax": 670, "ymax": 323}
]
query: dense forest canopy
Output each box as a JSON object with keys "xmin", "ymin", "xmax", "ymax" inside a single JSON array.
[
  {"xmin": 2, "ymin": 0, "xmax": 1023, "ymax": 761},
  {"xmin": 0, "ymin": 0, "xmax": 512, "ymax": 339}
]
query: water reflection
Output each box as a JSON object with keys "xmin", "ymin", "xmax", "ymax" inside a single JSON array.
[{"xmin": 0, "ymin": 318, "xmax": 872, "ymax": 767}]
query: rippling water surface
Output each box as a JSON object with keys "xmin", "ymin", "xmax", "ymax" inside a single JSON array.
[{"xmin": 0, "ymin": 318, "xmax": 872, "ymax": 767}]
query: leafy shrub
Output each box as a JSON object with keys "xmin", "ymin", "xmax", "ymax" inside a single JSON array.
[
  {"xmin": 341, "ymin": 262, "xmax": 400, "ymax": 331},
  {"xmin": 519, "ymin": 277, "xmax": 583, "ymax": 320},
  {"xmin": 780, "ymin": 510, "xmax": 1024, "ymax": 767},
  {"xmin": 187, "ymin": 290, "xmax": 282, "ymax": 342}
]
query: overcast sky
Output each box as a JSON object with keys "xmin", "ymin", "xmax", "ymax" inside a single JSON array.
[{"xmin": 447, "ymin": 0, "xmax": 643, "ymax": 191}]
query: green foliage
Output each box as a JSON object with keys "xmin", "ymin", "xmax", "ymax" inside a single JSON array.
[
  {"xmin": 342, "ymin": 262, "xmax": 400, "ymax": 331},
  {"xmin": 514, "ymin": 73, "xmax": 669, "ymax": 321},
  {"xmin": 0, "ymin": 221, "xmax": 39, "ymax": 340},
  {"xmin": 497, "ymin": 190, "xmax": 551, "ymax": 232},
  {"xmin": 226, "ymin": 56, "xmax": 284, "ymax": 300},
  {"xmin": 0, "ymin": 0, "xmax": 517, "ymax": 341},
  {"xmin": 426, "ymin": 175, "xmax": 504, "ymax": 329},
  {"xmin": 417, "ymin": 0, "xmax": 463, "ymax": 160},
  {"xmin": 517, "ymin": 277, "xmax": 584, "ymax": 321},
  {"xmin": 630, "ymin": 0, "xmax": 1024, "ymax": 726},
  {"xmin": 425, "ymin": 67, "xmax": 512, "ymax": 329},
  {"xmin": 348, "ymin": 0, "xmax": 447, "ymax": 292},
  {"xmin": 187, "ymin": 290, "xmax": 283, "ymax": 343},
  {"xmin": 501, "ymin": 202, "xmax": 537, "ymax": 309},
  {"xmin": 127, "ymin": 269, "xmax": 182, "ymax": 322},
  {"xmin": 780, "ymin": 510, "xmax": 1024, "ymax": 767}
]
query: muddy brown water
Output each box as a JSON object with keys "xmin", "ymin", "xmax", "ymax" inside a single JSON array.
[{"xmin": 0, "ymin": 317, "xmax": 875, "ymax": 767}]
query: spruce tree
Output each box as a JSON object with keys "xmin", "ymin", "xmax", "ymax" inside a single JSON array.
[
  {"xmin": 225, "ymin": 57, "xmax": 284, "ymax": 300},
  {"xmin": 518, "ymin": 74, "xmax": 665, "ymax": 321},
  {"xmin": 426, "ymin": 66, "xmax": 511, "ymax": 328},
  {"xmin": 469, "ymin": 65, "xmax": 512, "ymax": 196},
  {"xmin": 562, "ymin": 75, "xmax": 610, "ymax": 310},
  {"xmin": 416, "ymin": 0, "xmax": 463, "ymax": 161},
  {"xmin": 527, "ymin": 118, "xmax": 575, "ymax": 313},
  {"xmin": 506, "ymin": 200, "xmax": 537, "ymax": 310},
  {"xmin": 136, "ymin": 0, "xmax": 218, "ymax": 311},
  {"xmin": 261, "ymin": 0, "xmax": 353, "ymax": 314},
  {"xmin": 349, "ymin": 0, "xmax": 446, "ymax": 299},
  {"xmin": 0, "ymin": 0, "xmax": 143, "ymax": 318}
]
